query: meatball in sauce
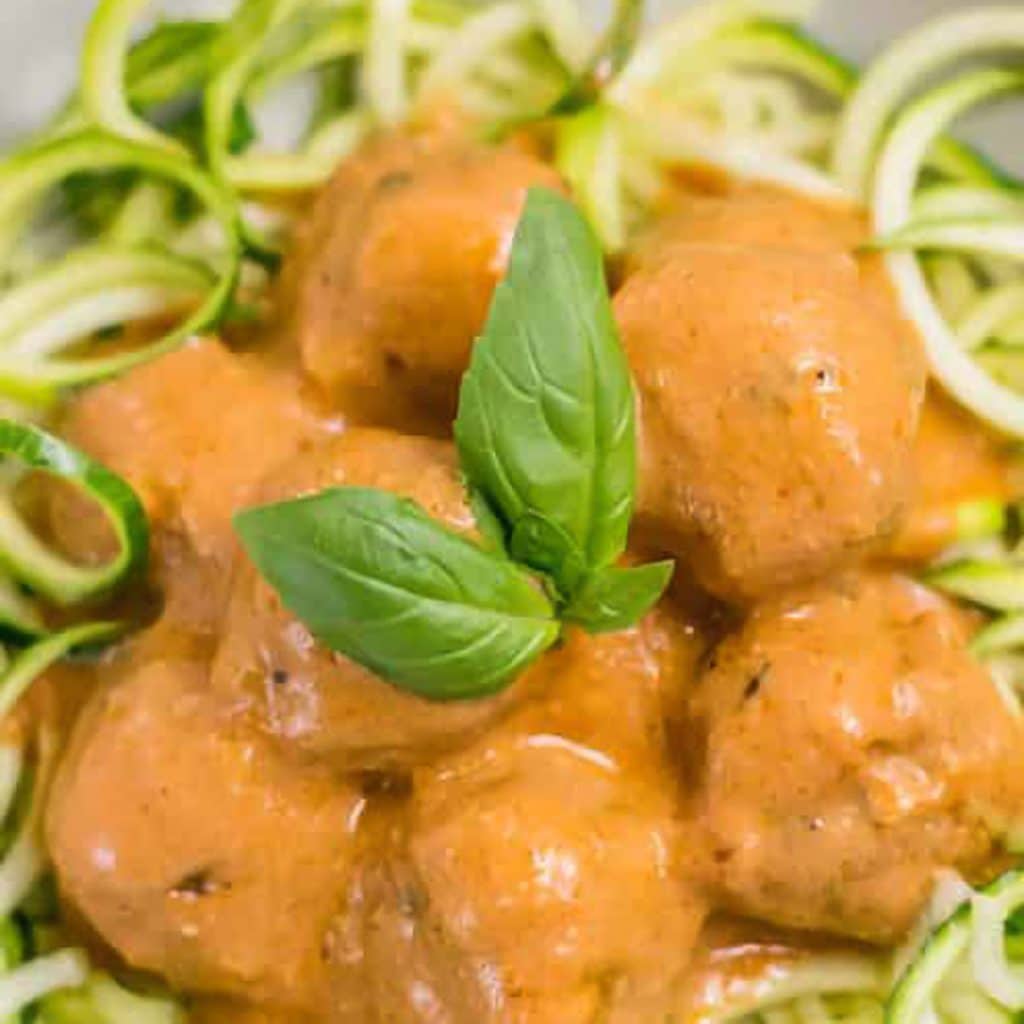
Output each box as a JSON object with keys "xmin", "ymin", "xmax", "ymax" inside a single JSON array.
[
  {"xmin": 684, "ymin": 573, "xmax": 1024, "ymax": 943},
  {"xmin": 618, "ymin": 198, "xmax": 926, "ymax": 602},
  {"xmin": 283, "ymin": 130, "xmax": 564, "ymax": 431}
]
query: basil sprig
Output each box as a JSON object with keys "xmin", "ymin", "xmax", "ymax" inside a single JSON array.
[
  {"xmin": 235, "ymin": 189, "xmax": 672, "ymax": 700},
  {"xmin": 455, "ymin": 188, "xmax": 672, "ymax": 631}
]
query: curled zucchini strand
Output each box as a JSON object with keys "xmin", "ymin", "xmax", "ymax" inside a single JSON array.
[
  {"xmin": 870, "ymin": 69, "xmax": 1024, "ymax": 437},
  {"xmin": 81, "ymin": 0, "xmax": 191, "ymax": 155},
  {"xmin": 0, "ymin": 131, "xmax": 241, "ymax": 398},
  {"xmin": 0, "ymin": 422, "xmax": 147, "ymax": 607}
]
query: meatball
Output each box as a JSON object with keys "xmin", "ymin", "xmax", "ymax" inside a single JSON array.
[
  {"xmin": 618, "ymin": 244, "xmax": 926, "ymax": 602},
  {"xmin": 54, "ymin": 339, "xmax": 326, "ymax": 632},
  {"xmin": 369, "ymin": 744, "xmax": 703, "ymax": 1023},
  {"xmin": 684, "ymin": 573, "xmax": 1024, "ymax": 943},
  {"xmin": 46, "ymin": 662, "xmax": 363, "ymax": 1014},
  {"xmin": 211, "ymin": 429, "xmax": 540, "ymax": 771},
  {"xmin": 284, "ymin": 130, "xmax": 564, "ymax": 429},
  {"xmin": 625, "ymin": 189, "xmax": 869, "ymax": 275},
  {"xmin": 341, "ymin": 623, "xmax": 706, "ymax": 1023},
  {"xmin": 624, "ymin": 188, "xmax": 916, "ymax": 337}
]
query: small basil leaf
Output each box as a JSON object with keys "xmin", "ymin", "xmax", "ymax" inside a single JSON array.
[
  {"xmin": 234, "ymin": 487, "xmax": 560, "ymax": 701},
  {"xmin": 564, "ymin": 561, "xmax": 675, "ymax": 634},
  {"xmin": 454, "ymin": 188, "xmax": 636, "ymax": 598}
]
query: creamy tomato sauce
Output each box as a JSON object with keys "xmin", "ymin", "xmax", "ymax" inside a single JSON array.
[{"xmin": 29, "ymin": 129, "xmax": 1024, "ymax": 1022}]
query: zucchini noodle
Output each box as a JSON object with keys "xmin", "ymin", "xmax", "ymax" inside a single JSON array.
[
  {"xmin": 0, "ymin": 132, "xmax": 240, "ymax": 398},
  {"xmin": 874, "ymin": 218, "xmax": 1024, "ymax": 266},
  {"xmin": 0, "ymin": 246, "xmax": 213, "ymax": 363},
  {"xmin": 832, "ymin": 8, "xmax": 1024, "ymax": 197},
  {"xmin": 868, "ymin": 69, "xmax": 1024, "ymax": 438},
  {"xmin": 364, "ymin": 0, "xmax": 414, "ymax": 125},
  {"xmin": 81, "ymin": 0, "xmax": 192, "ymax": 155},
  {"xmin": 0, "ymin": 624, "xmax": 121, "ymax": 724},
  {"xmin": 0, "ymin": 422, "xmax": 147, "ymax": 607},
  {"xmin": 0, "ymin": 419, "xmax": 157, "ymax": 1016},
  {"xmin": 715, "ymin": 871, "xmax": 1024, "ymax": 1024},
  {"xmin": 552, "ymin": 0, "xmax": 859, "ymax": 249},
  {"xmin": 0, "ymin": 574, "xmax": 46, "ymax": 641},
  {"xmin": 204, "ymin": 0, "xmax": 317, "ymax": 189},
  {"xmin": 828, "ymin": 7, "xmax": 1024, "ymax": 440},
  {"xmin": 697, "ymin": 953, "xmax": 887, "ymax": 1023},
  {"xmin": 914, "ymin": 186, "xmax": 1024, "ymax": 224},
  {"xmin": 0, "ymin": 952, "xmax": 91, "ymax": 1019},
  {"xmin": 886, "ymin": 871, "xmax": 1024, "ymax": 1024},
  {"xmin": 958, "ymin": 285, "xmax": 1024, "ymax": 350},
  {"xmin": 530, "ymin": 0, "xmax": 592, "ymax": 74},
  {"xmin": 927, "ymin": 495, "xmax": 1024, "ymax": 723}
]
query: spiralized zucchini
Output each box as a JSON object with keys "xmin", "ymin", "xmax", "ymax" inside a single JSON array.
[
  {"xmin": 866, "ymin": 68, "xmax": 1024, "ymax": 438},
  {"xmin": 556, "ymin": 0, "xmax": 858, "ymax": 249},
  {"xmin": 0, "ymin": 131, "xmax": 241, "ymax": 400},
  {"xmin": 926, "ymin": 495, "xmax": 1024, "ymax": 718},
  {"xmin": 697, "ymin": 952, "xmax": 888, "ymax": 1023},
  {"xmin": 886, "ymin": 871, "xmax": 1024, "ymax": 1024},
  {"xmin": 822, "ymin": 5, "xmax": 1024, "ymax": 440},
  {"xmin": 0, "ymin": 422, "xmax": 147, "ymax": 606},
  {"xmin": 0, "ymin": 418, "xmax": 152, "ymax": 1016},
  {"xmin": 694, "ymin": 871, "xmax": 1024, "ymax": 1024}
]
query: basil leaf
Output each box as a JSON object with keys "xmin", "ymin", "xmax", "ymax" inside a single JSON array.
[
  {"xmin": 564, "ymin": 561, "xmax": 674, "ymax": 634},
  {"xmin": 234, "ymin": 487, "xmax": 560, "ymax": 701},
  {"xmin": 454, "ymin": 188, "xmax": 636, "ymax": 598}
]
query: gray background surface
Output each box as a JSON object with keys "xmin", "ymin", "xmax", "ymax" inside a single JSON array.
[{"xmin": 0, "ymin": 1, "xmax": 1015, "ymax": 153}]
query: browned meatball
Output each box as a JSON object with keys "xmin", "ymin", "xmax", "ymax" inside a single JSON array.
[
  {"xmin": 340, "ymin": 623, "xmax": 706, "ymax": 1024},
  {"xmin": 618, "ymin": 244, "xmax": 926, "ymax": 602},
  {"xmin": 284, "ymin": 131, "xmax": 564, "ymax": 429},
  {"xmin": 625, "ymin": 188, "xmax": 918, "ymax": 342},
  {"xmin": 369, "ymin": 745, "xmax": 702, "ymax": 1023},
  {"xmin": 625, "ymin": 189, "xmax": 869, "ymax": 275},
  {"xmin": 211, "ymin": 429, "xmax": 540, "ymax": 771},
  {"xmin": 53, "ymin": 339, "xmax": 326, "ymax": 633},
  {"xmin": 684, "ymin": 573, "xmax": 1024, "ymax": 943},
  {"xmin": 46, "ymin": 661, "xmax": 363, "ymax": 1015}
]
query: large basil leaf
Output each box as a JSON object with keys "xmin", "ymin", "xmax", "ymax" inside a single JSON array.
[
  {"xmin": 454, "ymin": 188, "xmax": 636, "ymax": 599},
  {"xmin": 234, "ymin": 487, "xmax": 560, "ymax": 701}
]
